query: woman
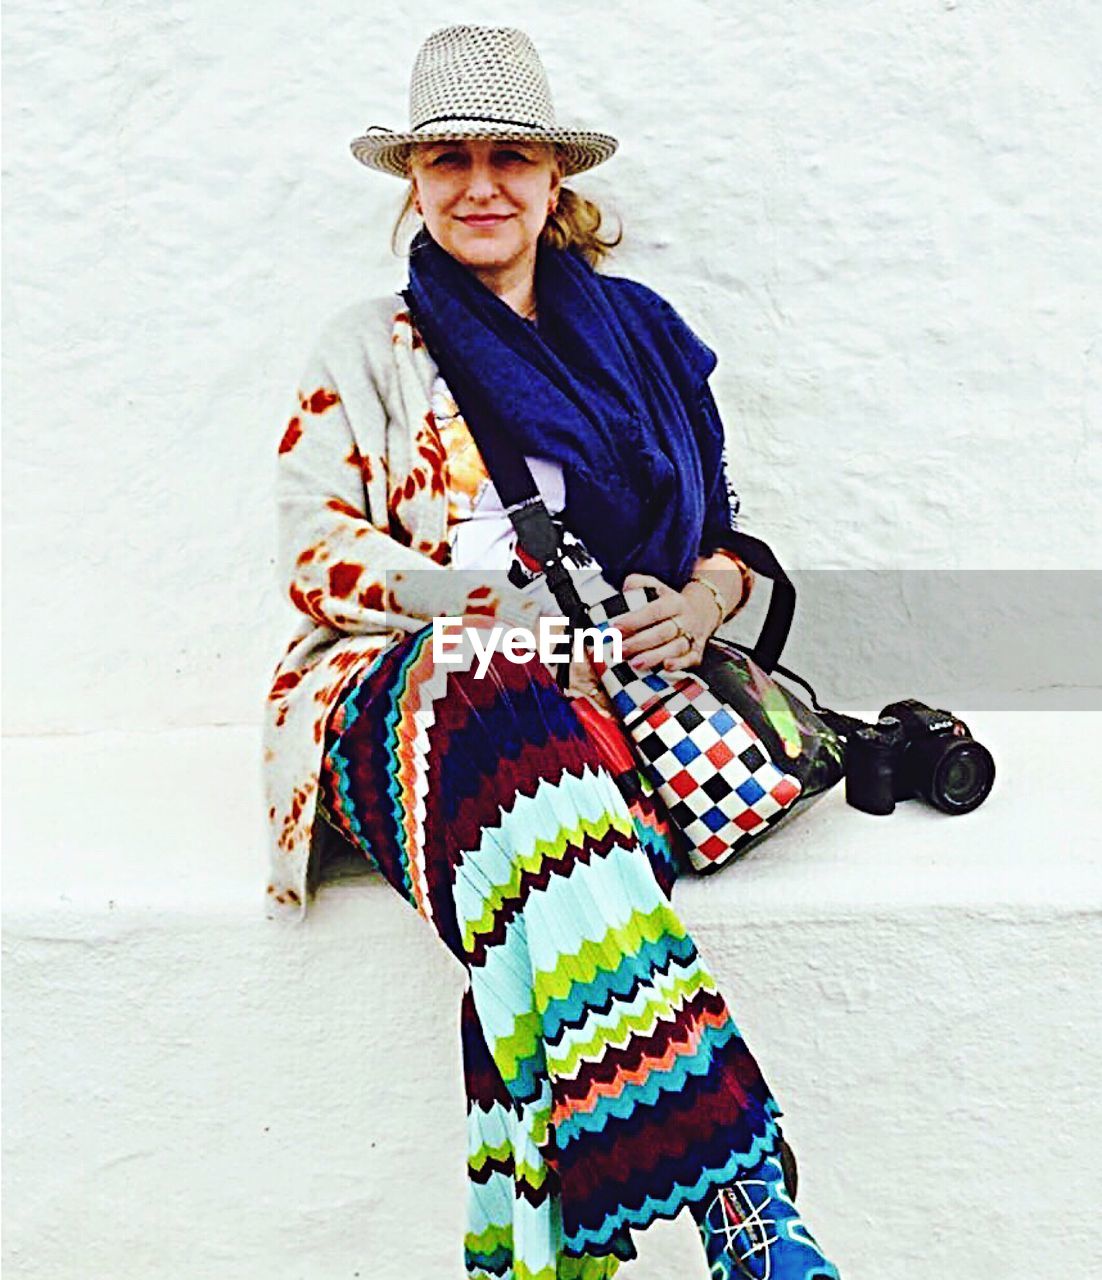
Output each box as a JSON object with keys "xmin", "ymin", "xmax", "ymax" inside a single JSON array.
[{"xmin": 262, "ymin": 24, "xmax": 842, "ymax": 1280}]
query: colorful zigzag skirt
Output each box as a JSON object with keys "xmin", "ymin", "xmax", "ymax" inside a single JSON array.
[{"xmin": 319, "ymin": 625, "xmax": 784, "ymax": 1280}]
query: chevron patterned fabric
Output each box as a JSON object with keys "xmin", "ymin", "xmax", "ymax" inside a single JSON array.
[{"xmin": 319, "ymin": 625, "xmax": 785, "ymax": 1278}]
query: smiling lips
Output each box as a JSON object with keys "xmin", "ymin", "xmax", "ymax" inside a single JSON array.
[{"xmin": 458, "ymin": 214, "xmax": 512, "ymax": 226}]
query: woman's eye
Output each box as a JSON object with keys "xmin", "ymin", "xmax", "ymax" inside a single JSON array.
[
  {"xmin": 499, "ymin": 150, "xmax": 530, "ymax": 163},
  {"xmin": 432, "ymin": 153, "xmax": 462, "ymax": 166}
]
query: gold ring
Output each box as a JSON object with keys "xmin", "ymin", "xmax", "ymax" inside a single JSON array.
[{"xmin": 672, "ymin": 622, "xmax": 691, "ymax": 652}]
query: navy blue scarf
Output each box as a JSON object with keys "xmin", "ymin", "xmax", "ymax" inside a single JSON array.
[{"xmin": 403, "ymin": 226, "xmax": 734, "ymax": 589}]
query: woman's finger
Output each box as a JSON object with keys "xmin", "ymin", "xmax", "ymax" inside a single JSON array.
[
  {"xmin": 619, "ymin": 615, "xmax": 684, "ymax": 660},
  {"xmin": 563, "ymin": 653, "xmax": 615, "ymax": 714},
  {"xmin": 660, "ymin": 642, "xmax": 704, "ymax": 673},
  {"xmin": 622, "ymin": 572, "xmax": 672, "ymax": 595},
  {"xmin": 613, "ymin": 593, "xmax": 681, "ymax": 638},
  {"xmin": 626, "ymin": 626, "xmax": 695, "ymax": 673},
  {"xmin": 615, "ymin": 573, "xmax": 678, "ymax": 633}
]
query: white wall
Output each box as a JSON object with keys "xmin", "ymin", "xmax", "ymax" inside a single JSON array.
[{"xmin": 3, "ymin": 0, "xmax": 1100, "ymax": 734}]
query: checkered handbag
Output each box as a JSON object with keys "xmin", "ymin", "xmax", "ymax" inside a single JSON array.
[{"xmin": 585, "ymin": 586, "xmax": 845, "ymax": 873}]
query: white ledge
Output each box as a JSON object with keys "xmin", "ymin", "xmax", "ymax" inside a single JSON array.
[
  {"xmin": 4, "ymin": 716, "xmax": 1101, "ymax": 1278},
  {"xmin": 2, "ymin": 713, "xmax": 1100, "ymax": 928}
]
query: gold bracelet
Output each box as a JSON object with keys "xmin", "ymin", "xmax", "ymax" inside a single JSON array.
[
  {"xmin": 687, "ymin": 574, "xmax": 726, "ymax": 632},
  {"xmin": 708, "ymin": 549, "xmax": 755, "ymax": 615}
]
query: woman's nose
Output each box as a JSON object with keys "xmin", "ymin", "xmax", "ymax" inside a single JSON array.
[{"xmin": 464, "ymin": 160, "xmax": 499, "ymax": 199}]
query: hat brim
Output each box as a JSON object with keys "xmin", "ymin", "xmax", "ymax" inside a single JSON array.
[{"xmin": 349, "ymin": 123, "xmax": 618, "ymax": 179}]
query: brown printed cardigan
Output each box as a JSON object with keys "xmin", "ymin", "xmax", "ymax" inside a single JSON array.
[{"xmin": 261, "ymin": 293, "xmax": 547, "ymax": 923}]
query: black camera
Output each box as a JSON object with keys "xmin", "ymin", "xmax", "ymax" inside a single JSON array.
[{"xmin": 845, "ymin": 699, "xmax": 995, "ymax": 816}]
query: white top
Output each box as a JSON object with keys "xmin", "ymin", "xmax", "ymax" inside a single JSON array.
[
  {"xmin": 450, "ymin": 457, "xmax": 567, "ymax": 572},
  {"xmin": 430, "ymin": 372, "xmax": 613, "ymax": 614}
]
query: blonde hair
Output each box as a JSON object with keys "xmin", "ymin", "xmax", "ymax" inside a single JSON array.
[{"xmin": 390, "ymin": 144, "xmax": 622, "ymax": 268}]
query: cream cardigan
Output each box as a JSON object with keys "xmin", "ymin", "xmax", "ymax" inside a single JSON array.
[{"xmin": 261, "ymin": 293, "xmax": 547, "ymax": 923}]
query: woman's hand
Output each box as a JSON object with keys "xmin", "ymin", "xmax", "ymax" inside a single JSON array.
[
  {"xmin": 562, "ymin": 650, "xmax": 616, "ymax": 716},
  {"xmin": 615, "ymin": 572, "xmax": 723, "ymax": 674}
]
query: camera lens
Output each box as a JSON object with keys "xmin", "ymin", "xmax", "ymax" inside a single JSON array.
[{"xmin": 917, "ymin": 739, "xmax": 995, "ymax": 814}]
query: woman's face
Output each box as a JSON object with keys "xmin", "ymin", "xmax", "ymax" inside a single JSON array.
[{"xmin": 408, "ymin": 138, "xmax": 562, "ymax": 281}]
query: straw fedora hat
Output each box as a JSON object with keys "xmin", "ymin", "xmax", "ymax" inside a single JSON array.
[{"xmin": 350, "ymin": 24, "xmax": 619, "ymax": 179}]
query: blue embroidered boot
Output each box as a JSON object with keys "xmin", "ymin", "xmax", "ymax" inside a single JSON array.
[{"xmin": 690, "ymin": 1151, "xmax": 841, "ymax": 1279}]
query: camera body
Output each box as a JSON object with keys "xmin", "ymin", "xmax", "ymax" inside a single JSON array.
[{"xmin": 845, "ymin": 699, "xmax": 995, "ymax": 816}]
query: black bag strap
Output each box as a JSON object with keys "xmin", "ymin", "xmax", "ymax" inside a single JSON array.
[{"xmin": 460, "ymin": 429, "xmax": 592, "ymax": 631}]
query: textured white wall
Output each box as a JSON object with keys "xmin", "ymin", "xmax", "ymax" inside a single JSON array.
[{"xmin": 3, "ymin": 0, "xmax": 1100, "ymax": 735}]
